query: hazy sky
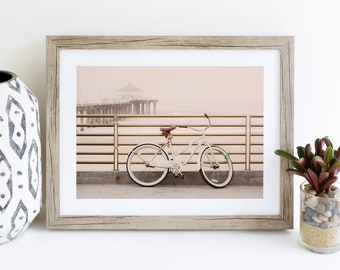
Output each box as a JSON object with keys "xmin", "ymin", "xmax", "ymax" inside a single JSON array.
[{"xmin": 77, "ymin": 66, "xmax": 263, "ymax": 115}]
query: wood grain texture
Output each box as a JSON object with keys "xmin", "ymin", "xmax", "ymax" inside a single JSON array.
[{"xmin": 46, "ymin": 36, "xmax": 294, "ymax": 230}]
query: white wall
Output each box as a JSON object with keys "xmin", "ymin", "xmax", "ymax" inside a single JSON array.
[{"xmin": 2, "ymin": 0, "xmax": 340, "ymax": 150}]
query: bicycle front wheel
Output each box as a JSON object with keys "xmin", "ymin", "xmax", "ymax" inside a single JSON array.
[
  {"xmin": 200, "ymin": 146, "xmax": 233, "ymax": 188},
  {"xmin": 126, "ymin": 143, "xmax": 169, "ymax": 187}
]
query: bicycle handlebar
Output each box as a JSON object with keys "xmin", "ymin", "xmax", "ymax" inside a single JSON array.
[
  {"xmin": 177, "ymin": 113, "xmax": 211, "ymax": 132},
  {"xmin": 204, "ymin": 113, "xmax": 211, "ymax": 129}
]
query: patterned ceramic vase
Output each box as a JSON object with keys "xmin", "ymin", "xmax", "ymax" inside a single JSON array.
[{"xmin": 0, "ymin": 70, "xmax": 41, "ymax": 244}]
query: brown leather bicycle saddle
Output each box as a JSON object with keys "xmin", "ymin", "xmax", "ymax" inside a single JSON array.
[{"xmin": 160, "ymin": 126, "xmax": 176, "ymax": 134}]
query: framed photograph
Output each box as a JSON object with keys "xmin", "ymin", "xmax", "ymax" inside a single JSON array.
[{"xmin": 46, "ymin": 36, "xmax": 294, "ymax": 229}]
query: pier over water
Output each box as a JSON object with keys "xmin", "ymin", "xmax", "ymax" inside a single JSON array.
[{"xmin": 77, "ymin": 83, "xmax": 158, "ymax": 125}]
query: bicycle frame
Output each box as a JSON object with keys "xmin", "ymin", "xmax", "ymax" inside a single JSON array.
[
  {"xmin": 148, "ymin": 127, "xmax": 214, "ymax": 173},
  {"xmin": 166, "ymin": 131, "xmax": 209, "ymax": 164}
]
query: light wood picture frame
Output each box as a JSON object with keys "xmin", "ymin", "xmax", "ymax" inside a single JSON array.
[{"xmin": 46, "ymin": 36, "xmax": 294, "ymax": 229}]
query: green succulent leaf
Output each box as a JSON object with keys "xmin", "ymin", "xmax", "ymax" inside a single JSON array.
[
  {"xmin": 335, "ymin": 146, "xmax": 340, "ymax": 159},
  {"xmin": 330, "ymin": 157, "xmax": 337, "ymax": 166},
  {"xmin": 314, "ymin": 138, "xmax": 322, "ymax": 156},
  {"xmin": 322, "ymin": 136, "xmax": 333, "ymax": 148},
  {"xmin": 318, "ymin": 172, "xmax": 329, "ymax": 186},
  {"xmin": 305, "ymin": 144, "xmax": 314, "ymax": 163},
  {"xmin": 291, "ymin": 159, "xmax": 307, "ymax": 173},
  {"xmin": 324, "ymin": 146, "xmax": 333, "ymax": 166},
  {"xmin": 274, "ymin": 149, "xmax": 298, "ymax": 161},
  {"xmin": 286, "ymin": 168, "xmax": 305, "ymax": 177},
  {"xmin": 297, "ymin": 146, "xmax": 305, "ymax": 159},
  {"xmin": 328, "ymin": 160, "xmax": 340, "ymax": 176},
  {"xmin": 313, "ymin": 156, "xmax": 327, "ymax": 172},
  {"xmin": 321, "ymin": 176, "xmax": 338, "ymax": 192},
  {"xmin": 305, "ymin": 169, "xmax": 320, "ymax": 193}
]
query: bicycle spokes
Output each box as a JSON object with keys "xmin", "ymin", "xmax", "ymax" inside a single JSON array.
[
  {"xmin": 126, "ymin": 143, "xmax": 169, "ymax": 187},
  {"xmin": 200, "ymin": 146, "xmax": 233, "ymax": 188}
]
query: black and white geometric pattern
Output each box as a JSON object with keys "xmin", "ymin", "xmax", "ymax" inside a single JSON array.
[
  {"xmin": 0, "ymin": 71, "xmax": 41, "ymax": 244},
  {"xmin": 0, "ymin": 150, "xmax": 12, "ymax": 213}
]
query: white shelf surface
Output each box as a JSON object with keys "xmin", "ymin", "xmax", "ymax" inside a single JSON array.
[{"xmin": 1, "ymin": 181, "xmax": 339, "ymax": 269}]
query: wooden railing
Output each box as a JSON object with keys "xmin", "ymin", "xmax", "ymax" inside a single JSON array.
[{"xmin": 76, "ymin": 114, "xmax": 263, "ymax": 172}]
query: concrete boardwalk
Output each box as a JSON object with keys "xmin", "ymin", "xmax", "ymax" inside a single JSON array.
[
  {"xmin": 77, "ymin": 171, "xmax": 263, "ymax": 199},
  {"xmin": 77, "ymin": 184, "xmax": 263, "ymax": 199}
]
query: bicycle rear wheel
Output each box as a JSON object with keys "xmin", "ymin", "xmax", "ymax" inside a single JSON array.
[
  {"xmin": 126, "ymin": 143, "xmax": 169, "ymax": 187},
  {"xmin": 199, "ymin": 145, "xmax": 233, "ymax": 188}
]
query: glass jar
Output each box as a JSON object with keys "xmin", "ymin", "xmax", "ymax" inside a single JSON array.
[{"xmin": 300, "ymin": 182, "xmax": 340, "ymax": 253}]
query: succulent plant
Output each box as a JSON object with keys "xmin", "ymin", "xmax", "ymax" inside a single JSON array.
[{"xmin": 275, "ymin": 136, "xmax": 340, "ymax": 194}]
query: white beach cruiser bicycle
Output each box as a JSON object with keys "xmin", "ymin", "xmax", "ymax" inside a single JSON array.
[{"xmin": 126, "ymin": 114, "xmax": 233, "ymax": 188}]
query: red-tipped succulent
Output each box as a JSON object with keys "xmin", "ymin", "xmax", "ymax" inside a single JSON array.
[{"xmin": 275, "ymin": 137, "xmax": 340, "ymax": 194}]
